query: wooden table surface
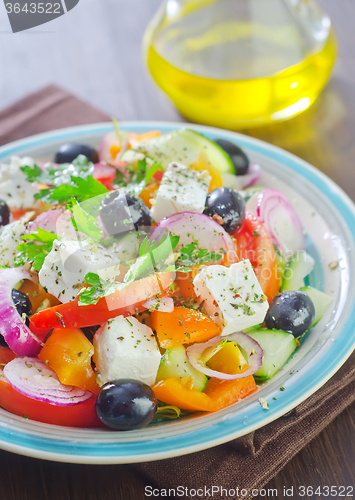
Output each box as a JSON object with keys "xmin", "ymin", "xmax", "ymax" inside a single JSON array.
[{"xmin": 0, "ymin": 1, "xmax": 354, "ymax": 499}]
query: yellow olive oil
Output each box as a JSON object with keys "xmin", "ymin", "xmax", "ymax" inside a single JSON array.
[
  {"xmin": 145, "ymin": 0, "xmax": 337, "ymax": 130},
  {"xmin": 146, "ymin": 28, "xmax": 336, "ymax": 129}
]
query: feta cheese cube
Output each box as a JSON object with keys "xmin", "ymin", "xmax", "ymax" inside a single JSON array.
[
  {"xmin": 0, "ymin": 211, "xmax": 34, "ymax": 267},
  {"xmin": 150, "ymin": 162, "xmax": 211, "ymax": 222},
  {"xmin": 93, "ymin": 316, "xmax": 161, "ymax": 386},
  {"xmin": 0, "ymin": 156, "xmax": 39, "ymax": 209},
  {"xmin": 39, "ymin": 239, "xmax": 121, "ymax": 303},
  {"xmin": 193, "ymin": 260, "xmax": 269, "ymax": 336}
]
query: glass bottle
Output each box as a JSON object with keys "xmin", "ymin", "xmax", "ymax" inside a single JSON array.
[{"xmin": 144, "ymin": 0, "xmax": 337, "ymax": 129}]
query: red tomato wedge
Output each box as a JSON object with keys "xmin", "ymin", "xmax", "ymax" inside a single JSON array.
[
  {"xmin": 30, "ymin": 272, "xmax": 173, "ymax": 330},
  {"xmin": 0, "ymin": 368, "xmax": 103, "ymax": 427},
  {"xmin": 92, "ymin": 162, "xmax": 117, "ymax": 191},
  {"xmin": 234, "ymin": 212, "xmax": 281, "ymax": 301}
]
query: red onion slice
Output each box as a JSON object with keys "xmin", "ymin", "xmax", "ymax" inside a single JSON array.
[
  {"xmin": 256, "ymin": 188, "xmax": 305, "ymax": 259},
  {"xmin": 93, "ymin": 162, "xmax": 117, "ymax": 180},
  {"xmin": 239, "ymin": 163, "xmax": 262, "ymax": 189},
  {"xmin": 142, "ymin": 296, "xmax": 174, "ymax": 312},
  {"xmin": 222, "ymin": 163, "xmax": 261, "ymax": 191},
  {"xmin": 186, "ymin": 331, "xmax": 263, "ymax": 380},
  {"xmin": 0, "ymin": 268, "xmax": 44, "ymax": 356},
  {"xmin": 3, "ymin": 357, "xmax": 93, "ymax": 406},
  {"xmin": 26, "ymin": 208, "xmax": 64, "ymax": 236},
  {"xmin": 149, "ymin": 212, "xmax": 237, "ymax": 266}
]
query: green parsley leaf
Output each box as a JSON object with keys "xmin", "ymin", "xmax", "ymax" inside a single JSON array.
[
  {"xmin": 15, "ymin": 229, "xmax": 57, "ymax": 272},
  {"xmin": 145, "ymin": 160, "xmax": 163, "ymax": 183},
  {"xmin": 112, "ymin": 157, "xmax": 163, "ymax": 194},
  {"xmin": 20, "ymin": 164, "xmax": 43, "ymax": 183},
  {"xmin": 78, "ymin": 272, "xmax": 120, "ymax": 306},
  {"xmin": 139, "ymin": 236, "xmax": 156, "ymax": 257},
  {"xmin": 22, "ymin": 155, "xmax": 95, "ymax": 188},
  {"xmin": 175, "ymin": 242, "xmax": 223, "ymax": 271},
  {"xmin": 35, "ymin": 175, "xmax": 108, "ymax": 204},
  {"xmin": 68, "ymin": 200, "xmax": 102, "ymax": 241},
  {"xmin": 124, "ymin": 233, "xmax": 180, "ymax": 283}
]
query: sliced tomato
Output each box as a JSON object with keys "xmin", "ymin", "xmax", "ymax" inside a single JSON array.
[
  {"xmin": 0, "ymin": 369, "xmax": 103, "ymax": 427},
  {"xmin": 153, "ymin": 170, "xmax": 164, "ymax": 182},
  {"xmin": 30, "ymin": 272, "xmax": 173, "ymax": 331},
  {"xmin": 0, "ymin": 347, "xmax": 16, "ymax": 366},
  {"xmin": 92, "ymin": 162, "xmax": 117, "ymax": 190},
  {"xmin": 234, "ymin": 212, "xmax": 281, "ymax": 301}
]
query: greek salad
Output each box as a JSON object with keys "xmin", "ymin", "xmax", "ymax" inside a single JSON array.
[{"xmin": 0, "ymin": 126, "xmax": 333, "ymax": 430}]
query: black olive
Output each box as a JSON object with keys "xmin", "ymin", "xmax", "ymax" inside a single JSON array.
[
  {"xmin": 11, "ymin": 289, "xmax": 32, "ymax": 327},
  {"xmin": 95, "ymin": 379, "xmax": 157, "ymax": 430},
  {"xmin": 54, "ymin": 144, "xmax": 99, "ymax": 164},
  {"xmin": 214, "ymin": 139, "xmax": 249, "ymax": 176},
  {"xmin": 203, "ymin": 187, "xmax": 245, "ymax": 233},
  {"xmin": 100, "ymin": 192, "xmax": 151, "ymax": 238},
  {"xmin": 0, "ymin": 199, "xmax": 10, "ymax": 227},
  {"xmin": 81, "ymin": 325, "xmax": 100, "ymax": 342},
  {"xmin": 0, "ymin": 335, "xmax": 8, "ymax": 347},
  {"xmin": 265, "ymin": 291, "xmax": 315, "ymax": 338}
]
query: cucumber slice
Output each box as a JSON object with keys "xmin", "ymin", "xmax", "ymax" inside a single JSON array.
[
  {"xmin": 241, "ymin": 186, "xmax": 264, "ymax": 204},
  {"xmin": 299, "ymin": 286, "xmax": 333, "ymax": 327},
  {"xmin": 156, "ymin": 345, "xmax": 208, "ymax": 391},
  {"xmin": 248, "ymin": 328, "xmax": 297, "ymax": 380},
  {"xmin": 281, "ymin": 251, "xmax": 315, "ymax": 291},
  {"xmin": 131, "ymin": 128, "xmax": 234, "ymax": 174},
  {"xmin": 275, "ymin": 248, "xmax": 288, "ymax": 279}
]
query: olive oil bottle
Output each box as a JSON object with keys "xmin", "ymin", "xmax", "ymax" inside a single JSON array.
[{"xmin": 144, "ymin": 0, "xmax": 337, "ymax": 129}]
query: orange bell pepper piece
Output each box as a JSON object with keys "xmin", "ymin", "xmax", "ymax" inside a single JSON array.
[
  {"xmin": 153, "ymin": 375, "xmax": 257, "ymax": 412},
  {"xmin": 190, "ymin": 149, "xmax": 223, "ymax": 192},
  {"xmin": 203, "ymin": 376, "xmax": 257, "ymax": 409},
  {"xmin": 19, "ymin": 279, "xmax": 61, "ymax": 313},
  {"xmin": 39, "ymin": 328, "xmax": 99, "ymax": 395},
  {"xmin": 151, "ymin": 306, "xmax": 221, "ymax": 349},
  {"xmin": 153, "ymin": 377, "xmax": 214, "ymax": 412},
  {"xmin": 128, "ymin": 130, "xmax": 161, "ymax": 145},
  {"xmin": 174, "ymin": 271, "xmax": 197, "ymax": 302},
  {"xmin": 206, "ymin": 341, "xmax": 249, "ymax": 375},
  {"xmin": 139, "ymin": 182, "xmax": 159, "ymax": 209}
]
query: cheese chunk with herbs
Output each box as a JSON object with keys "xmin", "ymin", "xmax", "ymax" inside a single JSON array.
[
  {"xmin": 39, "ymin": 239, "xmax": 121, "ymax": 303},
  {"xmin": 0, "ymin": 212, "xmax": 34, "ymax": 267},
  {"xmin": 93, "ymin": 315, "xmax": 161, "ymax": 387},
  {"xmin": 193, "ymin": 260, "xmax": 269, "ymax": 336},
  {"xmin": 150, "ymin": 162, "xmax": 211, "ymax": 222},
  {"xmin": 0, "ymin": 156, "xmax": 39, "ymax": 209}
]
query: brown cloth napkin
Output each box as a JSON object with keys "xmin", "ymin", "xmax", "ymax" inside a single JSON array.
[
  {"xmin": 0, "ymin": 85, "xmax": 109, "ymax": 147},
  {"xmin": 0, "ymin": 85, "xmax": 354, "ymax": 499}
]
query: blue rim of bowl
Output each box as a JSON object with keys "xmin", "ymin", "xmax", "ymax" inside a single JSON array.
[{"xmin": 0, "ymin": 121, "xmax": 354, "ymax": 464}]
